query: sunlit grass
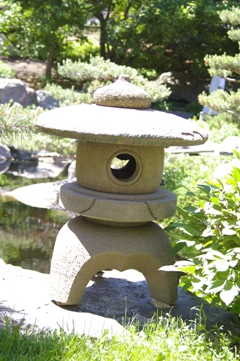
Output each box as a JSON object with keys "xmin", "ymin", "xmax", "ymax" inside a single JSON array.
[{"xmin": 0, "ymin": 315, "xmax": 239, "ymax": 361}]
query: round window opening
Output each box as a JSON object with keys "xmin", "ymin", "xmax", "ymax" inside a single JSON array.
[{"xmin": 111, "ymin": 153, "xmax": 137, "ymax": 182}]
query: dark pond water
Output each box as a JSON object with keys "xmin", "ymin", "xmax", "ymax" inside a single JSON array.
[{"xmin": 0, "ymin": 173, "xmax": 72, "ymax": 274}]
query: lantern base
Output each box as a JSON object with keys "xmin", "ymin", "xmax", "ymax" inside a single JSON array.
[{"xmin": 50, "ymin": 216, "xmax": 178, "ymax": 306}]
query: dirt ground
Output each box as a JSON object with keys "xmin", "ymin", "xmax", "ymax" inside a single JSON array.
[{"xmin": 1, "ymin": 57, "xmax": 55, "ymax": 89}]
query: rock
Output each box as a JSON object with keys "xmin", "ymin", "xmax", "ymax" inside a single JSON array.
[
  {"xmin": 0, "ymin": 78, "xmax": 36, "ymax": 106},
  {"xmin": 36, "ymin": 90, "xmax": 59, "ymax": 109},
  {"xmin": 0, "ymin": 144, "xmax": 11, "ymax": 160},
  {"xmin": 213, "ymin": 159, "xmax": 240, "ymax": 179},
  {"xmin": 157, "ymin": 71, "xmax": 208, "ymax": 103},
  {"xmin": 9, "ymin": 180, "xmax": 67, "ymax": 209},
  {"xmin": 9, "ymin": 145, "xmax": 38, "ymax": 162},
  {"xmin": 0, "ymin": 263, "xmax": 238, "ymax": 337},
  {"xmin": 215, "ymin": 136, "xmax": 240, "ymax": 155},
  {"xmin": 0, "ymin": 144, "xmax": 11, "ymax": 173},
  {"xmin": 150, "ymin": 298, "xmax": 171, "ymax": 309},
  {"xmin": 68, "ymin": 160, "xmax": 76, "ymax": 181}
]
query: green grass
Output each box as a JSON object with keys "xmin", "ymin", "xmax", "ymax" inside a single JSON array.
[{"xmin": 0, "ymin": 316, "xmax": 239, "ymax": 361}]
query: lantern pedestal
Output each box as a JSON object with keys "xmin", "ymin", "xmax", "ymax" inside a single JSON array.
[{"xmin": 50, "ymin": 216, "xmax": 178, "ymax": 306}]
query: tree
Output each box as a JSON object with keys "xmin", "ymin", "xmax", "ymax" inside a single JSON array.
[
  {"xmin": 1, "ymin": 0, "xmax": 240, "ymax": 79},
  {"xmin": 0, "ymin": 0, "xmax": 88, "ymax": 77},
  {"xmin": 106, "ymin": 0, "xmax": 240, "ymax": 77},
  {"xmin": 199, "ymin": 6, "xmax": 240, "ymax": 122}
]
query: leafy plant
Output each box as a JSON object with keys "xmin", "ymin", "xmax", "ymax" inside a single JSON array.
[
  {"xmin": 44, "ymin": 83, "xmax": 92, "ymax": 107},
  {"xmin": 164, "ymin": 151, "xmax": 240, "ymax": 314},
  {"xmin": 57, "ymin": 56, "xmax": 171, "ymax": 105},
  {"xmin": 0, "ymin": 103, "xmax": 40, "ymax": 138},
  {"xmin": 199, "ymin": 6, "xmax": 240, "ymax": 123},
  {"xmin": 0, "ymin": 61, "xmax": 16, "ymax": 78}
]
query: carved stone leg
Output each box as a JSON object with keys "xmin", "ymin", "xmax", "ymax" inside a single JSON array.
[{"xmin": 50, "ymin": 216, "xmax": 178, "ymax": 306}]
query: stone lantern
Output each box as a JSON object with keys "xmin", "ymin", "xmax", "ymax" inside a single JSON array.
[{"xmin": 36, "ymin": 75, "xmax": 208, "ymax": 307}]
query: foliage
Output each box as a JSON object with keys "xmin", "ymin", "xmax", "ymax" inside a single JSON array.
[
  {"xmin": 105, "ymin": 0, "xmax": 239, "ymax": 77},
  {"xmin": 57, "ymin": 56, "xmax": 171, "ymax": 105},
  {"xmin": 0, "ymin": 61, "xmax": 16, "ymax": 78},
  {"xmin": 62, "ymin": 39, "xmax": 100, "ymax": 63},
  {"xmin": 2, "ymin": 0, "xmax": 239, "ymax": 79},
  {"xmin": 196, "ymin": 115, "xmax": 240, "ymax": 143},
  {"xmin": 0, "ymin": 103, "xmax": 76, "ymax": 156},
  {"xmin": 0, "ymin": 0, "xmax": 88, "ymax": 77},
  {"xmin": 0, "ymin": 103, "xmax": 40, "ymax": 138},
  {"xmin": 44, "ymin": 83, "xmax": 92, "ymax": 107},
  {"xmin": 199, "ymin": 6, "xmax": 240, "ymax": 122},
  {"xmin": 164, "ymin": 151, "xmax": 240, "ymax": 314},
  {"xmin": 0, "ymin": 315, "xmax": 239, "ymax": 361}
]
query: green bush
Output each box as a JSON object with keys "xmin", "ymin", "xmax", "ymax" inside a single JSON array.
[
  {"xmin": 44, "ymin": 83, "xmax": 92, "ymax": 107},
  {"xmin": 204, "ymin": 114, "xmax": 240, "ymax": 143},
  {"xmin": 164, "ymin": 151, "xmax": 240, "ymax": 314},
  {"xmin": 62, "ymin": 39, "xmax": 100, "ymax": 63},
  {"xmin": 57, "ymin": 56, "xmax": 171, "ymax": 105},
  {"xmin": 0, "ymin": 61, "xmax": 16, "ymax": 78}
]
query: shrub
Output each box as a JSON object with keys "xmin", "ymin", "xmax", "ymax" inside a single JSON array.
[
  {"xmin": 57, "ymin": 56, "xmax": 171, "ymax": 105},
  {"xmin": 164, "ymin": 151, "xmax": 240, "ymax": 314},
  {"xmin": 44, "ymin": 83, "xmax": 92, "ymax": 107},
  {"xmin": 204, "ymin": 114, "xmax": 240, "ymax": 143},
  {"xmin": 198, "ymin": 6, "xmax": 240, "ymax": 124},
  {"xmin": 62, "ymin": 39, "xmax": 100, "ymax": 63},
  {"xmin": 0, "ymin": 61, "xmax": 16, "ymax": 78}
]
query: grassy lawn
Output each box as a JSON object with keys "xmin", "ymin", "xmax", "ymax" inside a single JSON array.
[{"xmin": 0, "ymin": 315, "xmax": 239, "ymax": 361}]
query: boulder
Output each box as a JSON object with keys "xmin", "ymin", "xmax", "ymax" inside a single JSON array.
[
  {"xmin": 0, "ymin": 78, "xmax": 36, "ymax": 106},
  {"xmin": 215, "ymin": 136, "xmax": 240, "ymax": 155},
  {"xmin": 157, "ymin": 71, "xmax": 208, "ymax": 103},
  {"xmin": 36, "ymin": 90, "xmax": 59, "ymax": 109},
  {"xmin": 0, "ymin": 144, "xmax": 11, "ymax": 174}
]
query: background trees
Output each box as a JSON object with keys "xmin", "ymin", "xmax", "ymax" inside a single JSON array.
[
  {"xmin": 199, "ymin": 6, "xmax": 240, "ymax": 122},
  {"xmin": 97, "ymin": 0, "xmax": 239, "ymax": 77},
  {"xmin": 1, "ymin": 0, "xmax": 240, "ymax": 79},
  {"xmin": 0, "ymin": 0, "xmax": 88, "ymax": 77}
]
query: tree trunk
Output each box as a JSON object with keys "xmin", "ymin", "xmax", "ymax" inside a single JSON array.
[
  {"xmin": 100, "ymin": 21, "xmax": 107, "ymax": 59},
  {"xmin": 46, "ymin": 49, "xmax": 53, "ymax": 78}
]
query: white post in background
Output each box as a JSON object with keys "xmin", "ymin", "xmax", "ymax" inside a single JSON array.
[{"xmin": 202, "ymin": 76, "xmax": 226, "ymax": 115}]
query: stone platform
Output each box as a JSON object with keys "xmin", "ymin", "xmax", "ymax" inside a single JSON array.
[{"xmin": 0, "ymin": 260, "xmax": 239, "ymax": 338}]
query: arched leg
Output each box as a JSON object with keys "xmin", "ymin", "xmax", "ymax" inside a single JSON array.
[{"xmin": 50, "ymin": 216, "xmax": 178, "ymax": 306}]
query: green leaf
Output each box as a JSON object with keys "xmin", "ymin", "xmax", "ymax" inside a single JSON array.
[
  {"xmin": 206, "ymin": 279, "xmax": 226, "ymax": 294},
  {"xmin": 220, "ymin": 286, "xmax": 238, "ymax": 306},
  {"xmin": 213, "ymin": 259, "xmax": 229, "ymax": 272},
  {"xmin": 222, "ymin": 228, "xmax": 236, "ymax": 236},
  {"xmin": 201, "ymin": 227, "xmax": 214, "ymax": 237},
  {"xmin": 197, "ymin": 184, "xmax": 211, "ymax": 194},
  {"xmin": 170, "ymin": 242, "xmax": 186, "ymax": 255}
]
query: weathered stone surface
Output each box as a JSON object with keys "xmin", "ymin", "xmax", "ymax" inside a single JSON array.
[
  {"xmin": 93, "ymin": 75, "xmax": 151, "ymax": 109},
  {"xmin": 50, "ymin": 216, "xmax": 178, "ymax": 306},
  {"xmin": 0, "ymin": 144, "xmax": 11, "ymax": 161},
  {"xmin": 0, "ymin": 144, "xmax": 11, "ymax": 174},
  {"xmin": 60, "ymin": 182, "xmax": 176, "ymax": 223},
  {"xmin": 1, "ymin": 260, "xmax": 239, "ymax": 336},
  {"xmin": 76, "ymin": 141, "xmax": 164, "ymax": 194},
  {"xmin": 36, "ymin": 104, "xmax": 208, "ymax": 147},
  {"xmin": 215, "ymin": 136, "xmax": 240, "ymax": 155},
  {"xmin": 213, "ymin": 159, "xmax": 240, "ymax": 179},
  {"xmin": 0, "ymin": 78, "xmax": 36, "ymax": 106}
]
